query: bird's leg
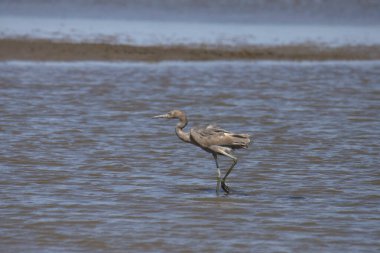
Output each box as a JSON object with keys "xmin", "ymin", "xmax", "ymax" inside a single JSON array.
[
  {"xmin": 213, "ymin": 153, "xmax": 221, "ymax": 194},
  {"xmin": 219, "ymin": 152, "xmax": 237, "ymax": 194},
  {"xmin": 209, "ymin": 146, "xmax": 238, "ymax": 194},
  {"xmin": 216, "ymin": 168, "xmax": 221, "ymax": 194}
]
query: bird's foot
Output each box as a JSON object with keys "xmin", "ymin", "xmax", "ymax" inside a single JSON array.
[{"xmin": 221, "ymin": 181, "xmax": 230, "ymax": 194}]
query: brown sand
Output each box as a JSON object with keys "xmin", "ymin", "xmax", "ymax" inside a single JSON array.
[{"xmin": 1, "ymin": 38, "xmax": 379, "ymax": 61}]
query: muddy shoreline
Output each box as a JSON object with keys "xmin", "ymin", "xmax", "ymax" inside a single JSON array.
[{"xmin": 1, "ymin": 38, "xmax": 379, "ymax": 61}]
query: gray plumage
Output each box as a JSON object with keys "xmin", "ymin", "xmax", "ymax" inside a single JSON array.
[{"xmin": 153, "ymin": 110, "xmax": 251, "ymax": 194}]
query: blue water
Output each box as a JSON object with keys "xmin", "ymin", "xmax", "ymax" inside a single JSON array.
[{"xmin": 1, "ymin": 60, "xmax": 379, "ymax": 252}]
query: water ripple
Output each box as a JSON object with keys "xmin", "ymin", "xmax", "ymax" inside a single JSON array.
[{"xmin": 1, "ymin": 60, "xmax": 380, "ymax": 252}]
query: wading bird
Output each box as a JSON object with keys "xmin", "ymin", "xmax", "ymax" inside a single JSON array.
[{"xmin": 153, "ymin": 110, "xmax": 251, "ymax": 194}]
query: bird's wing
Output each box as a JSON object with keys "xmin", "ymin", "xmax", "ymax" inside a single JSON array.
[
  {"xmin": 205, "ymin": 124, "xmax": 229, "ymax": 132},
  {"xmin": 190, "ymin": 125, "xmax": 250, "ymax": 150}
]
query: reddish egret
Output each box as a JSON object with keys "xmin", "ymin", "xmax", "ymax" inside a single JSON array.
[{"xmin": 153, "ymin": 110, "xmax": 251, "ymax": 194}]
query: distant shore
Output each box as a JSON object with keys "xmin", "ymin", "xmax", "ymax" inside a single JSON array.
[{"xmin": 1, "ymin": 38, "xmax": 380, "ymax": 61}]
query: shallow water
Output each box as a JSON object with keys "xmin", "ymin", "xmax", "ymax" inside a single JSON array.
[
  {"xmin": 2, "ymin": 16, "xmax": 380, "ymax": 46},
  {"xmin": 1, "ymin": 60, "xmax": 380, "ymax": 252}
]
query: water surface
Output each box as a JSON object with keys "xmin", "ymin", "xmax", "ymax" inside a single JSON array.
[
  {"xmin": 2, "ymin": 16, "xmax": 380, "ymax": 46},
  {"xmin": 1, "ymin": 60, "xmax": 380, "ymax": 252}
]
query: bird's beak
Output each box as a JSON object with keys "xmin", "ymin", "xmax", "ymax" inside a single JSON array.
[{"xmin": 152, "ymin": 113, "xmax": 170, "ymax": 119}]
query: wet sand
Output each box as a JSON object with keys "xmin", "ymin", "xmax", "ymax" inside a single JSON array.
[{"xmin": 1, "ymin": 38, "xmax": 380, "ymax": 61}]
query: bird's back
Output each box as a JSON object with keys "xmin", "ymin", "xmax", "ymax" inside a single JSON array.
[{"xmin": 190, "ymin": 125, "xmax": 250, "ymax": 150}]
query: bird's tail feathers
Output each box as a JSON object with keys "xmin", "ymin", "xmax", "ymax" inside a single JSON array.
[{"xmin": 230, "ymin": 133, "xmax": 251, "ymax": 149}]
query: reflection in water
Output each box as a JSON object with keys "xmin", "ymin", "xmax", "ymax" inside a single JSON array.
[{"xmin": 0, "ymin": 61, "xmax": 380, "ymax": 252}]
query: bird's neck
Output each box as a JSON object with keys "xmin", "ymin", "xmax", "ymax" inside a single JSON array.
[{"xmin": 175, "ymin": 115, "xmax": 191, "ymax": 143}]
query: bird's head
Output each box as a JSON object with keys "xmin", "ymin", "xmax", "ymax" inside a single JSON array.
[{"xmin": 153, "ymin": 110, "xmax": 185, "ymax": 119}]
